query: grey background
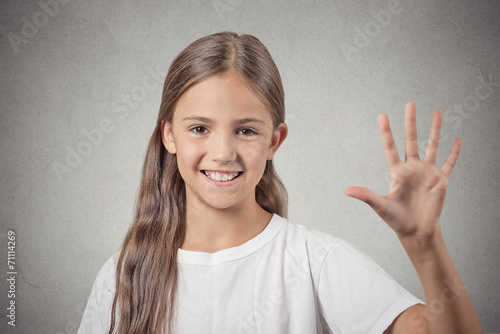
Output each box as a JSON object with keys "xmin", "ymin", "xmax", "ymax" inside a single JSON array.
[{"xmin": 1, "ymin": 0, "xmax": 499, "ymax": 333}]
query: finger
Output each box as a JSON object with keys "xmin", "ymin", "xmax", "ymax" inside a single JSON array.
[
  {"xmin": 424, "ymin": 110, "xmax": 442, "ymax": 165},
  {"xmin": 404, "ymin": 102, "xmax": 419, "ymax": 160},
  {"xmin": 441, "ymin": 138, "xmax": 462, "ymax": 176},
  {"xmin": 378, "ymin": 113, "xmax": 401, "ymax": 168},
  {"xmin": 345, "ymin": 187, "xmax": 387, "ymax": 217}
]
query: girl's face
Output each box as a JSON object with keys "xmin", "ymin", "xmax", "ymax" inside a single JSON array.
[{"xmin": 161, "ymin": 74, "xmax": 287, "ymax": 213}]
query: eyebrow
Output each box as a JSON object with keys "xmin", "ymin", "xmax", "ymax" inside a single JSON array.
[{"xmin": 181, "ymin": 116, "xmax": 265, "ymax": 125}]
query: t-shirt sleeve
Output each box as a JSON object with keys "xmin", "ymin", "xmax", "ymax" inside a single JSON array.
[
  {"xmin": 317, "ymin": 239, "xmax": 423, "ymax": 334},
  {"xmin": 77, "ymin": 253, "xmax": 118, "ymax": 334}
]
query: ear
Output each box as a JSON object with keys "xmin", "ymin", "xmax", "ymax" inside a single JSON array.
[
  {"xmin": 160, "ymin": 120, "xmax": 177, "ymax": 154},
  {"xmin": 267, "ymin": 122, "xmax": 288, "ymax": 160}
]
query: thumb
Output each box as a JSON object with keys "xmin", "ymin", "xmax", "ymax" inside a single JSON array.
[{"xmin": 345, "ymin": 186, "xmax": 386, "ymax": 215}]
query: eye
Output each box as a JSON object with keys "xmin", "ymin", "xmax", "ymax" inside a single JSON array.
[
  {"xmin": 190, "ymin": 126, "xmax": 209, "ymax": 135},
  {"xmin": 238, "ymin": 128, "xmax": 257, "ymax": 136}
]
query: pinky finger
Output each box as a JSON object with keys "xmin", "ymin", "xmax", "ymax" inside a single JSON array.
[{"xmin": 441, "ymin": 138, "xmax": 463, "ymax": 176}]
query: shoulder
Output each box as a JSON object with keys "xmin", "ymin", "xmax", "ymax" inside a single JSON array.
[
  {"xmin": 77, "ymin": 251, "xmax": 120, "ymax": 334},
  {"xmin": 275, "ymin": 215, "xmax": 403, "ymax": 281},
  {"xmin": 274, "ymin": 214, "xmax": 343, "ymax": 263},
  {"xmin": 92, "ymin": 250, "xmax": 120, "ymax": 295},
  {"xmin": 278, "ymin": 214, "xmax": 338, "ymax": 243},
  {"xmin": 274, "ymin": 215, "xmax": 387, "ymax": 265}
]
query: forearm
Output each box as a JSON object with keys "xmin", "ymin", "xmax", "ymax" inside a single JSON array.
[{"xmin": 398, "ymin": 224, "xmax": 482, "ymax": 334}]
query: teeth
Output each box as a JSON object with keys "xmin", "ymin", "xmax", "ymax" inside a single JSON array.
[{"xmin": 204, "ymin": 171, "xmax": 240, "ymax": 182}]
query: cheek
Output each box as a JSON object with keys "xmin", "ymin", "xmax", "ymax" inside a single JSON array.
[
  {"xmin": 176, "ymin": 139, "xmax": 205, "ymax": 170},
  {"xmin": 239, "ymin": 139, "xmax": 270, "ymax": 167}
]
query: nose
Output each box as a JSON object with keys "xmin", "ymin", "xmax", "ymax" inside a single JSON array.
[{"xmin": 209, "ymin": 132, "xmax": 236, "ymax": 163}]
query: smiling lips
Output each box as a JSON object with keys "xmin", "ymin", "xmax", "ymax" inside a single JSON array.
[{"xmin": 202, "ymin": 170, "xmax": 242, "ymax": 182}]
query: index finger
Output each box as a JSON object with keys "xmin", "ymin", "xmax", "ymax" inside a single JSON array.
[{"xmin": 378, "ymin": 113, "xmax": 401, "ymax": 168}]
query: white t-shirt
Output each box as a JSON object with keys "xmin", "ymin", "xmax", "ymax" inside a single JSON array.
[{"xmin": 78, "ymin": 214, "xmax": 423, "ymax": 334}]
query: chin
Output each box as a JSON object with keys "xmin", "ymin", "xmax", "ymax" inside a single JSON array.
[
  {"xmin": 205, "ymin": 201, "xmax": 239, "ymax": 211},
  {"xmin": 201, "ymin": 196, "xmax": 243, "ymax": 211}
]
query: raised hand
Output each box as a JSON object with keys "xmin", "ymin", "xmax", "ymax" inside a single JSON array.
[
  {"xmin": 345, "ymin": 102, "xmax": 482, "ymax": 333},
  {"xmin": 345, "ymin": 102, "xmax": 462, "ymax": 242}
]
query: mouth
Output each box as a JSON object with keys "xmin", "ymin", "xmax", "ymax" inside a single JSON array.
[{"xmin": 201, "ymin": 170, "xmax": 243, "ymax": 182}]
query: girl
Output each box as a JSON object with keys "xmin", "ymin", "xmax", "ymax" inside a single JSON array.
[{"xmin": 78, "ymin": 31, "xmax": 482, "ymax": 333}]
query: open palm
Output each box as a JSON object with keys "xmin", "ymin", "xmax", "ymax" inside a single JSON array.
[{"xmin": 345, "ymin": 102, "xmax": 462, "ymax": 240}]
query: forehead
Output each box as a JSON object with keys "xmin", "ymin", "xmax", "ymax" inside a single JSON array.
[{"xmin": 173, "ymin": 74, "xmax": 272, "ymax": 123}]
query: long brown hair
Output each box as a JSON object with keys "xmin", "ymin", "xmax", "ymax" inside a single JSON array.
[{"xmin": 109, "ymin": 31, "xmax": 287, "ymax": 333}]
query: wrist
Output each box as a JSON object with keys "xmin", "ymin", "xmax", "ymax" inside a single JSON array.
[{"xmin": 397, "ymin": 223, "xmax": 447, "ymax": 265}]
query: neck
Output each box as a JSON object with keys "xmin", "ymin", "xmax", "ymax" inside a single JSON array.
[{"xmin": 181, "ymin": 200, "xmax": 272, "ymax": 253}]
